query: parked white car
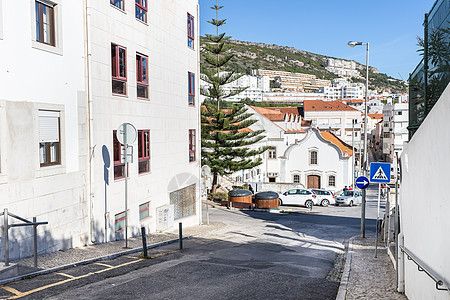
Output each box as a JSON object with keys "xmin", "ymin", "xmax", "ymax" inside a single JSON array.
[
  {"xmin": 310, "ymin": 189, "xmax": 335, "ymax": 207},
  {"xmin": 279, "ymin": 189, "xmax": 317, "ymax": 209},
  {"xmin": 335, "ymin": 190, "xmax": 362, "ymax": 207}
]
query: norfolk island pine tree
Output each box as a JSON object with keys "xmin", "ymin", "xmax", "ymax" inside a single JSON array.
[{"xmin": 201, "ymin": 0, "xmax": 269, "ymax": 193}]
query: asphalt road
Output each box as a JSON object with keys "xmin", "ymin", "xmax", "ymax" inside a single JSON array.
[{"xmin": 4, "ymin": 185, "xmax": 384, "ymax": 300}]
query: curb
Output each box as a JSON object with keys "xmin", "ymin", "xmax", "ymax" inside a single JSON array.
[
  {"xmin": 0, "ymin": 236, "xmax": 189, "ymax": 286},
  {"xmin": 336, "ymin": 235, "xmax": 358, "ymax": 300}
]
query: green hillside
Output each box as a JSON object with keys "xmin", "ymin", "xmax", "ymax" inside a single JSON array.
[{"xmin": 200, "ymin": 38, "xmax": 408, "ymax": 94}]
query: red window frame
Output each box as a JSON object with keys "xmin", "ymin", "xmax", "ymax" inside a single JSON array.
[
  {"xmin": 188, "ymin": 72, "xmax": 195, "ymax": 106},
  {"xmin": 111, "ymin": 44, "xmax": 127, "ymax": 95},
  {"xmin": 35, "ymin": 1, "xmax": 55, "ymax": 46},
  {"xmin": 189, "ymin": 129, "xmax": 196, "ymax": 162},
  {"xmin": 138, "ymin": 130, "xmax": 150, "ymax": 174},
  {"xmin": 110, "ymin": 0, "xmax": 124, "ymax": 10},
  {"xmin": 135, "ymin": 0, "xmax": 147, "ymax": 22},
  {"xmin": 136, "ymin": 53, "xmax": 149, "ymax": 99},
  {"xmin": 113, "ymin": 131, "xmax": 127, "ymax": 180},
  {"xmin": 187, "ymin": 13, "xmax": 194, "ymax": 40}
]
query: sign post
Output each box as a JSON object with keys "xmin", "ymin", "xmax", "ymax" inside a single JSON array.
[
  {"xmin": 369, "ymin": 162, "xmax": 391, "ymax": 257},
  {"xmin": 116, "ymin": 123, "xmax": 137, "ymax": 248}
]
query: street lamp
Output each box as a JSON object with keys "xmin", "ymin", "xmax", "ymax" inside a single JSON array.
[{"xmin": 348, "ymin": 40, "xmax": 369, "ymax": 238}]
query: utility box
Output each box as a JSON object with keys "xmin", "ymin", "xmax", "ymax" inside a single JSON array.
[{"xmin": 156, "ymin": 205, "xmax": 174, "ymax": 231}]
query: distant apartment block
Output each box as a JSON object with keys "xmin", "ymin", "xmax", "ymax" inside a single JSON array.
[
  {"xmin": 252, "ymin": 69, "xmax": 331, "ymax": 92},
  {"xmin": 325, "ymin": 58, "xmax": 360, "ymax": 77},
  {"xmin": 382, "ymin": 103, "xmax": 409, "ymax": 162}
]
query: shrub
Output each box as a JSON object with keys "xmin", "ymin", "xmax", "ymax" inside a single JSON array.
[{"xmin": 208, "ymin": 192, "xmax": 228, "ymax": 202}]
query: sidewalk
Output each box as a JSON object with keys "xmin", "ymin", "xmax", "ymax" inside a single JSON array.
[{"xmin": 338, "ymin": 235, "xmax": 407, "ymax": 300}]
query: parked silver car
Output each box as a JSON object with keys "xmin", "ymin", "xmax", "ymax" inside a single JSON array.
[
  {"xmin": 311, "ymin": 189, "xmax": 335, "ymax": 207},
  {"xmin": 279, "ymin": 188, "xmax": 318, "ymax": 209},
  {"xmin": 335, "ymin": 190, "xmax": 362, "ymax": 207}
]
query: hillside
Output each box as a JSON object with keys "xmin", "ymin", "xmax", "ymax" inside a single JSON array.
[{"xmin": 200, "ymin": 38, "xmax": 408, "ymax": 94}]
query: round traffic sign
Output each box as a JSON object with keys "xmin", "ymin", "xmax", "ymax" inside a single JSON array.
[
  {"xmin": 355, "ymin": 176, "xmax": 370, "ymax": 189},
  {"xmin": 117, "ymin": 123, "xmax": 137, "ymax": 145}
]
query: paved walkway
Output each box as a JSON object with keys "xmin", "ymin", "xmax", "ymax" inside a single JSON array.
[{"xmin": 341, "ymin": 236, "xmax": 407, "ymax": 300}]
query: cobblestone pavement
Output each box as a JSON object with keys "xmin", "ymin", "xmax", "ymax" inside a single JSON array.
[{"xmin": 345, "ymin": 236, "xmax": 407, "ymax": 300}]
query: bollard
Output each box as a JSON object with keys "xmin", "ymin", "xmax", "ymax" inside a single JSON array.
[
  {"xmin": 4, "ymin": 208, "xmax": 9, "ymax": 266},
  {"xmin": 179, "ymin": 222, "xmax": 183, "ymax": 250},
  {"xmin": 141, "ymin": 227, "xmax": 148, "ymax": 257},
  {"xmin": 33, "ymin": 217, "xmax": 38, "ymax": 268}
]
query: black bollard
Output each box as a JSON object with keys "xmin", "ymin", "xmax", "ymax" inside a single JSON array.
[
  {"xmin": 179, "ymin": 222, "xmax": 183, "ymax": 250},
  {"xmin": 141, "ymin": 227, "xmax": 148, "ymax": 257}
]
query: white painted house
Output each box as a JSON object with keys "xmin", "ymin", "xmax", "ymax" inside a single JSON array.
[
  {"xmin": 0, "ymin": 0, "xmax": 200, "ymax": 260},
  {"xmin": 236, "ymin": 106, "xmax": 353, "ymax": 192}
]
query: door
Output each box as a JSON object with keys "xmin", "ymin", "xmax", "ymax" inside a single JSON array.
[{"xmin": 307, "ymin": 175, "xmax": 321, "ymax": 189}]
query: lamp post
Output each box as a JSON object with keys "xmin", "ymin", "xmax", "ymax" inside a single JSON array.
[{"xmin": 348, "ymin": 41, "xmax": 369, "ymax": 238}]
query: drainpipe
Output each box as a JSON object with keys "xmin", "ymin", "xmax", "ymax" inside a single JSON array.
[
  {"xmin": 83, "ymin": 0, "xmax": 96, "ymax": 244},
  {"xmin": 397, "ymin": 232, "xmax": 405, "ymax": 293}
]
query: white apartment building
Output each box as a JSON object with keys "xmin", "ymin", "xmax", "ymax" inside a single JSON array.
[
  {"xmin": 0, "ymin": 0, "xmax": 88, "ymax": 260},
  {"xmin": 325, "ymin": 58, "xmax": 359, "ymax": 77},
  {"xmin": 262, "ymin": 92, "xmax": 324, "ymax": 103},
  {"xmin": 200, "ymin": 74, "xmax": 270, "ymax": 103},
  {"xmin": 303, "ymin": 100, "xmax": 362, "ymax": 151},
  {"xmin": 252, "ymin": 69, "xmax": 331, "ymax": 92},
  {"xmin": 382, "ymin": 103, "xmax": 409, "ymax": 162},
  {"xmin": 0, "ymin": 0, "xmax": 200, "ymax": 260}
]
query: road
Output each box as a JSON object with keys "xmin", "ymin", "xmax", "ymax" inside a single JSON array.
[{"xmin": 1, "ymin": 185, "xmax": 384, "ymax": 300}]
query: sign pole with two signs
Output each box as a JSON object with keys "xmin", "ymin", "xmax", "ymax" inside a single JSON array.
[
  {"xmin": 369, "ymin": 162, "xmax": 391, "ymax": 257},
  {"xmin": 116, "ymin": 123, "xmax": 137, "ymax": 248}
]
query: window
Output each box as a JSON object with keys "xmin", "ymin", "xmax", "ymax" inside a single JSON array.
[
  {"xmin": 35, "ymin": 0, "xmax": 55, "ymax": 46},
  {"xmin": 268, "ymin": 147, "xmax": 276, "ymax": 159},
  {"xmin": 310, "ymin": 151, "xmax": 318, "ymax": 165},
  {"xmin": 113, "ymin": 131, "xmax": 125, "ymax": 179},
  {"xmin": 39, "ymin": 110, "xmax": 60, "ymax": 166},
  {"xmin": 135, "ymin": 0, "xmax": 147, "ymax": 23},
  {"xmin": 136, "ymin": 53, "xmax": 148, "ymax": 99},
  {"xmin": 138, "ymin": 130, "xmax": 150, "ymax": 174},
  {"xmin": 139, "ymin": 202, "xmax": 150, "ymax": 220},
  {"xmin": 114, "ymin": 211, "xmax": 126, "ymax": 232},
  {"xmin": 293, "ymin": 174, "xmax": 300, "ymax": 183},
  {"xmin": 111, "ymin": 0, "xmax": 124, "ymax": 10},
  {"xmin": 111, "ymin": 44, "xmax": 127, "ymax": 95},
  {"xmin": 188, "ymin": 72, "xmax": 195, "ymax": 106},
  {"xmin": 269, "ymin": 177, "xmax": 276, "ymax": 182},
  {"xmin": 328, "ymin": 175, "xmax": 336, "ymax": 187},
  {"xmin": 189, "ymin": 129, "xmax": 196, "ymax": 162},
  {"xmin": 170, "ymin": 184, "xmax": 196, "ymax": 220},
  {"xmin": 187, "ymin": 13, "xmax": 194, "ymax": 48}
]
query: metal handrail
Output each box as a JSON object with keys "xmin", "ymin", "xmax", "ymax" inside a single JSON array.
[{"xmin": 399, "ymin": 245, "xmax": 450, "ymax": 291}]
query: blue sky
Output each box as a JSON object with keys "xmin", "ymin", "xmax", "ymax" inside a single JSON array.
[{"xmin": 199, "ymin": 0, "xmax": 435, "ymax": 81}]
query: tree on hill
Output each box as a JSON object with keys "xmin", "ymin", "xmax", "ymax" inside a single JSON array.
[{"xmin": 201, "ymin": 0, "xmax": 268, "ymax": 193}]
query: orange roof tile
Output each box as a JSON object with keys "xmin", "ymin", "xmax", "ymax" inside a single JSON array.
[
  {"xmin": 320, "ymin": 131, "xmax": 353, "ymax": 156},
  {"xmin": 304, "ymin": 100, "xmax": 359, "ymax": 112},
  {"xmin": 368, "ymin": 113, "xmax": 383, "ymax": 119}
]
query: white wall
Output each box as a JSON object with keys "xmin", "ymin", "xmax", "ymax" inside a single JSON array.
[
  {"xmin": 0, "ymin": 0, "xmax": 88, "ymax": 259},
  {"xmin": 400, "ymin": 84, "xmax": 450, "ymax": 300}
]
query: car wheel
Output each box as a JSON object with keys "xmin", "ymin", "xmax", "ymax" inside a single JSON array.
[
  {"xmin": 305, "ymin": 200, "xmax": 313, "ymax": 209},
  {"xmin": 279, "ymin": 199, "xmax": 283, "ymax": 206},
  {"xmin": 349, "ymin": 200, "xmax": 353, "ymax": 207},
  {"xmin": 321, "ymin": 199, "xmax": 329, "ymax": 207},
  {"xmin": 335, "ymin": 203, "xmax": 339, "ymax": 207}
]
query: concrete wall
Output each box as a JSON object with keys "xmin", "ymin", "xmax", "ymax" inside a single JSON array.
[
  {"xmin": 0, "ymin": 0, "xmax": 88, "ymax": 259},
  {"xmin": 399, "ymin": 83, "xmax": 450, "ymax": 300},
  {"xmin": 87, "ymin": 0, "xmax": 200, "ymax": 243}
]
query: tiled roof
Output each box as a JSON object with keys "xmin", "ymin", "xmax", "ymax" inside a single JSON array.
[
  {"xmin": 320, "ymin": 131, "xmax": 353, "ymax": 156},
  {"xmin": 304, "ymin": 100, "xmax": 359, "ymax": 112},
  {"xmin": 250, "ymin": 106, "xmax": 286, "ymax": 122},
  {"xmin": 368, "ymin": 113, "xmax": 383, "ymax": 119}
]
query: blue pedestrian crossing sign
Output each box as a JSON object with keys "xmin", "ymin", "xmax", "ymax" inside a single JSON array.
[
  {"xmin": 356, "ymin": 176, "xmax": 370, "ymax": 189},
  {"xmin": 370, "ymin": 162, "xmax": 391, "ymax": 183}
]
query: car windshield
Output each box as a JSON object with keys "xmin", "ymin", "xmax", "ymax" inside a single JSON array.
[{"xmin": 343, "ymin": 191, "xmax": 353, "ymax": 196}]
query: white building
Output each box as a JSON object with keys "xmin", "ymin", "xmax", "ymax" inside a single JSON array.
[
  {"xmin": 325, "ymin": 58, "xmax": 359, "ymax": 77},
  {"xmin": 234, "ymin": 106, "xmax": 353, "ymax": 192},
  {"xmin": 382, "ymin": 103, "xmax": 409, "ymax": 162},
  {"xmin": 262, "ymin": 92, "xmax": 324, "ymax": 103},
  {"xmin": 0, "ymin": 0, "xmax": 200, "ymax": 260}
]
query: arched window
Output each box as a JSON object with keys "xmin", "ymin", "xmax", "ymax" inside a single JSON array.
[
  {"xmin": 293, "ymin": 174, "xmax": 300, "ymax": 183},
  {"xmin": 328, "ymin": 175, "xmax": 336, "ymax": 187},
  {"xmin": 310, "ymin": 151, "xmax": 318, "ymax": 165}
]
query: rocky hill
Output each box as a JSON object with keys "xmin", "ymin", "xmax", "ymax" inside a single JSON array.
[{"xmin": 200, "ymin": 38, "xmax": 408, "ymax": 94}]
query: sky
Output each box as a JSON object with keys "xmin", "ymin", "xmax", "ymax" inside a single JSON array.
[{"xmin": 199, "ymin": 0, "xmax": 435, "ymax": 81}]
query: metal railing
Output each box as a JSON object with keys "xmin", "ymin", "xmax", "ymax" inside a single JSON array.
[
  {"xmin": 399, "ymin": 245, "xmax": 450, "ymax": 292},
  {"xmin": 1, "ymin": 209, "xmax": 48, "ymax": 268}
]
